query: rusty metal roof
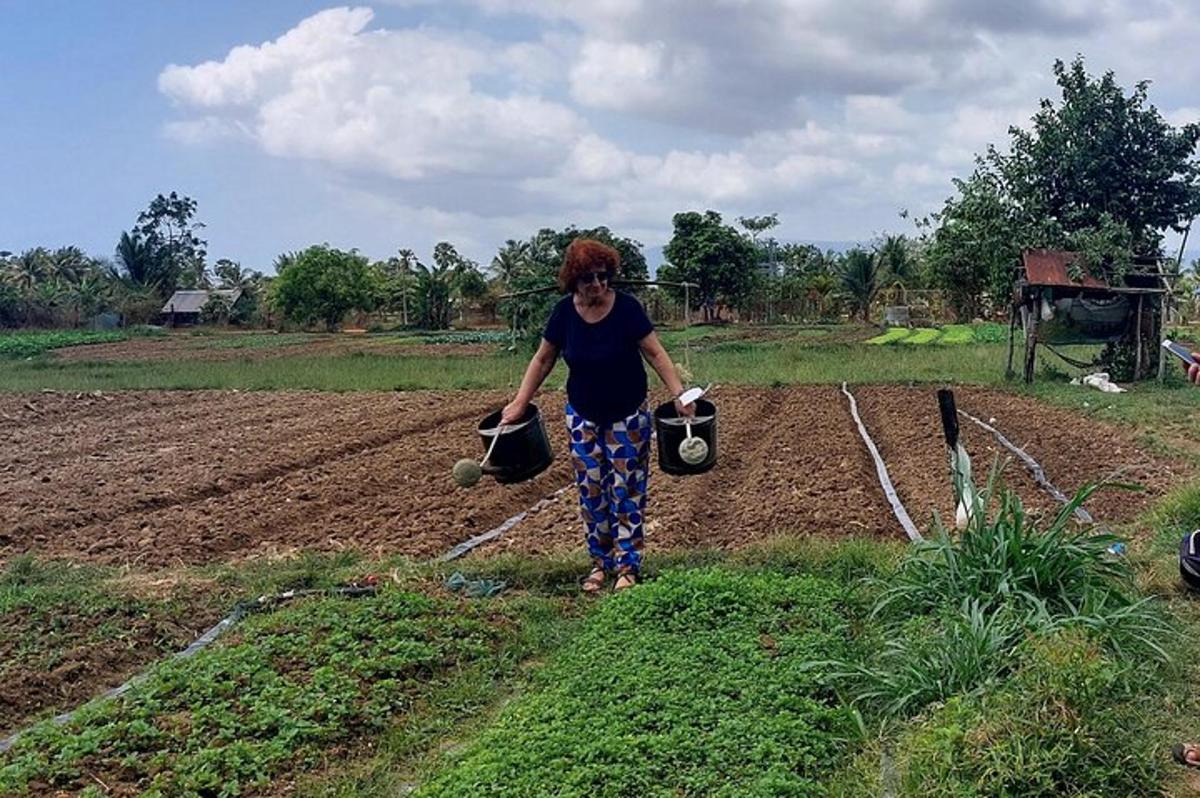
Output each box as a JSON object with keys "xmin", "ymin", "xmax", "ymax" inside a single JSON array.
[{"xmin": 1021, "ymin": 249, "xmax": 1107, "ymax": 289}]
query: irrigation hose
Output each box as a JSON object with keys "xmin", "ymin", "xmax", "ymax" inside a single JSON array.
[{"xmin": 841, "ymin": 383, "xmax": 923, "ymax": 543}]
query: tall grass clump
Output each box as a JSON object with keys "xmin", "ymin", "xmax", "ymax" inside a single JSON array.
[{"xmin": 835, "ymin": 477, "xmax": 1172, "ymax": 721}]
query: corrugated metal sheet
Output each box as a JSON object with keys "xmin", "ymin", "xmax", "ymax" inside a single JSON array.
[
  {"xmin": 161, "ymin": 289, "xmax": 242, "ymax": 315},
  {"xmin": 1022, "ymin": 249, "xmax": 1107, "ymax": 289}
]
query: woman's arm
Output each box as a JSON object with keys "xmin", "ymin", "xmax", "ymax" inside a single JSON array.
[
  {"xmin": 501, "ymin": 339, "xmax": 559, "ymax": 423},
  {"xmin": 639, "ymin": 331, "xmax": 694, "ymax": 416}
]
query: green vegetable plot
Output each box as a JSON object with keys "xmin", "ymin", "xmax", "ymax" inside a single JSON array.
[{"xmin": 416, "ymin": 567, "xmax": 862, "ymax": 798}]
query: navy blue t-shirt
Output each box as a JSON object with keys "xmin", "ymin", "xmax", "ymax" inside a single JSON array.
[{"xmin": 543, "ymin": 291, "xmax": 654, "ymax": 424}]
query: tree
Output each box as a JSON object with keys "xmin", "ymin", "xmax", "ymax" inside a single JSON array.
[
  {"xmin": 925, "ymin": 57, "xmax": 1200, "ymax": 317},
  {"xmin": 876, "ymin": 234, "xmax": 916, "ymax": 289},
  {"xmin": 491, "ymin": 239, "xmax": 531, "ymax": 285},
  {"xmin": 660, "ymin": 210, "xmax": 758, "ymax": 321},
  {"xmin": 836, "ymin": 248, "xmax": 882, "ymax": 321},
  {"xmin": 496, "ymin": 226, "xmax": 651, "ymax": 345},
  {"xmin": 199, "ymin": 292, "xmax": 233, "ymax": 325},
  {"xmin": 412, "ymin": 260, "xmax": 454, "ymax": 330},
  {"xmin": 112, "ymin": 231, "xmax": 163, "ymax": 288},
  {"xmin": 134, "ymin": 192, "xmax": 208, "ymax": 295},
  {"xmin": 270, "ymin": 245, "xmax": 376, "ymax": 330}
]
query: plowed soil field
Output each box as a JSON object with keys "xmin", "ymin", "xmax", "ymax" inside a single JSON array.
[{"xmin": 1, "ymin": 386, "xmax": 1180, "ymax": 568}]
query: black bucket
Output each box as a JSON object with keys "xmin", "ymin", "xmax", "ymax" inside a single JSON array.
[
  {"xmin": 477, "ymin": 404, "xmax": 554, "ymax": 484},
  {"xmin": 653, "ymin": 398, "xmax": 718, "ymax": 476}
]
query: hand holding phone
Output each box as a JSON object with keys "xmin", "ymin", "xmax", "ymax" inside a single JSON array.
[{"xmin": 1162, "ymin": 339, "xmax": 1199, "ymax": 368}]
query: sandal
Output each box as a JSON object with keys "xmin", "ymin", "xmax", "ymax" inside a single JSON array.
[
  {"xmin": 581, "ymin": 566, "xmax": 607, "ymax": 594},
  {"xmin": 614, "ymin": 572, "xmax": 638, "ymax": 592},
  {"xmin": 1173, "ymin": 743, "xmax": 1200, "ymax": 768}
]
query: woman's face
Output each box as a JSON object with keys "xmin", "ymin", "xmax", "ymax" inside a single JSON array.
[{"xmin": 576, "ymin": 270, "xmax": 611, "ymax": 302}]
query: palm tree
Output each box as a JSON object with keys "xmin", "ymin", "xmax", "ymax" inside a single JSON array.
[
  {"xmin": 50, "ymin": 246, "xmax": 90, "ymax": 284},
  {"xmin": 114, "ymin": 231, "xmax": 161, "ymax": 288},
  {"xmin": 837, "ymin": 248, "xmax": 882, "ymax": 322},
  {"xmin": 71, "ymin": 273, "xmax": 114, "ymax": 326},
  {"xmin": 491, "ymin": 239, "xmax": 530, "ymax": 285},
  {"xmin": 876, "ymin": 234, "xmax": 915, "ymax": 302},
  {"xmin": 9, "ymin": 248, "xmax": 51, "ymax": 294}
]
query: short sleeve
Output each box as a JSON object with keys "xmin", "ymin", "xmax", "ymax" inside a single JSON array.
[
  {"xmin": 543, "ymin": 297, "xmax": 568, "ymax": 346},
  {"xmin": 626, "ymin": 293, "xmax": 654, "ymax": 341}
]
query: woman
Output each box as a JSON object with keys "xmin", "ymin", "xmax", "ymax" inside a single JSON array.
[{"xmin": 500, "ymin": 238, "xmax": 693, "ymax": 593}]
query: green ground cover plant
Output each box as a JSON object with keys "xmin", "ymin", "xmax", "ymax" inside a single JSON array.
[
  {"xmin": 826, "ymin": 480, "xmax": 1176, "ymax": 796},
  {"xmin": 0, "ymin": 330, "xmax": 128, "ymax": 358},
  {"xmin": 414, "ymin": 566, "xmax": 866, "ymax": 798},
  {"xmin": 0, "ymin": 585, "xmax": 570, "ymax": 797}
]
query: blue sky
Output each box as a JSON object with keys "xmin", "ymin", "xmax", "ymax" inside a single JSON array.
[{"xmin": 3, "ymin": 1, "xmax": 1200, "ymax": 272}]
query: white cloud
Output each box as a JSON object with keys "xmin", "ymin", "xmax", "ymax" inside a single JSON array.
[{"xmin": 160, "ymin": 2, "xmax": 1200, "ymax": 264}]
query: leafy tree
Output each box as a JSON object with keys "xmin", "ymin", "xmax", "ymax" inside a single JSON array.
[
  {"xmin": 134, "ymin": 192, "xmax": 208, "ymax": 295},
  {"xmin": 737, "ymin": 213, "xmax": 779, "ymax": 243},
  {"xmin": 836, "ymin": 248, "xmax": 882, "ymax": 321},
  {"xmin": 925, "ymin": 57, "xmax": 1200, "ymax": 319},
  {"xmin": 412, "ymin": 260, "xmax": 454, "ymax": 330},
  {"xmin": 660, "ymin": 210, "xmax": 758, "ymax": 320},
  {"xmin": 497, "ymin": 225, "xmax": 650, "ymax": 345},
  {"xmin": 270, "ymin": 245, "xmax": 376, "ymax": 331},
  {"xmin": 199, "ymin": 292, "xmax": 233, "ymax": 325},
  {"xmin": 994, "ymin": 58, "xmax": 1200, "ymax": 259}
]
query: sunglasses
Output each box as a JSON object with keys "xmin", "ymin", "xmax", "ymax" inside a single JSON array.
[{"xmin": 578, "ymin": 272, "xmax": 611, "ymax": 285}]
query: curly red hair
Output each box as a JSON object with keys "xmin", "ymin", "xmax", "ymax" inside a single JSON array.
[{"xmin": 558, "ymin": 238, "xmax": 620, "ymax": 292}]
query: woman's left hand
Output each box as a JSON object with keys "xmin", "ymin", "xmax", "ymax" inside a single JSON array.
[{"xmin": 674, "ymin": 398, "xmax": 696, "ymax": 417}]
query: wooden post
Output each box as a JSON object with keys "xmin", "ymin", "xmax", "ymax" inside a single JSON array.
[
  {"xmin": 1134, "ymin": 295, "xmax": 1144, "ymax": 381},
  {"xmin": 1023, "ymin": 298, "xmax": 1039, "ymax": 384},
  {"xmin": 1158, "ymin": 292, "xmax": 1170, "ymax": 383},
  {"xmin": 1005, "ymin": 304, "xmax": 1019, "ymax": 380}
]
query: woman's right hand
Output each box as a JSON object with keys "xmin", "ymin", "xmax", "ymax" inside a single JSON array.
[
  {"xmin": 1187, "ymin": 352, "xmax": 1200, "ymax": 385},
  {"xmin": 500, "ymin": 398, "xmax": 528, "ymax": 425}
]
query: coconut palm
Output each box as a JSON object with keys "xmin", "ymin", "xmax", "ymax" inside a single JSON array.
[
  {"xmin": 837, "ymin": 248, "xmax": 883, "ymax": 322},
  {"xmin": 114, "ymin": 231, "xmax": 161, "ymax": 288},
  {"xmin": 491, "ymin": 239, "xmax": 531, "ymax": 284}
]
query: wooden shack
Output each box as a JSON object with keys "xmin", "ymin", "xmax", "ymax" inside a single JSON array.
[{"xmin": 1009, "ymin": 249, "xmax": 1170, "ymax": 383}]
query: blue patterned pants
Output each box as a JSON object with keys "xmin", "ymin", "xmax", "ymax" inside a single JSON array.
[{"xmin": 566, "ymin": 402, "xmax": 652, "ymax": 575}]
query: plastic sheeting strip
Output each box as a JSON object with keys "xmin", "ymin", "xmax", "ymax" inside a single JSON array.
[
  {"xmin": 956, "ymin": 409, "xmax": 1096, "ymax": 525},
  {"xmin": 841, "ymin": 383, "xmax": 923, "ymax": 543},
  {"xmin": 440, "ymin": 485, "xmax": 571, "ymax": 561}
]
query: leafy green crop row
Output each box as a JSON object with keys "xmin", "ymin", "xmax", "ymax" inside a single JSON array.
[
  {"xmin": 0, "ymin": 587, "xmax": 547, "ymax": 797},
  {"xmin": 416, "ymin": 567, "xmax": 864, "ymax": 798},
  {"xmin": 0, "ymin": 330, "xmax": 127, "ymax": 358},
  {"xmin": 866, "ymin": 323, "xmax": 1013, "ymax": 347}
]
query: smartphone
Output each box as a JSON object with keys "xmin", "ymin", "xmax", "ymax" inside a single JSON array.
[{"xmin": 1162, "ymin": 339, "xmax": 1199, "ymax": 368}]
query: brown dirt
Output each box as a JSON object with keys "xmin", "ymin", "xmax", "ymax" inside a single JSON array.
[
  {"xmin": 51, "ymin": 334, "xmax": 496, "ymax": 363},
  {"xmin": 478, "ymin": 386, "xmax": 902, "ymax": 559},
  {"xmin": 853, "ymin": 386, "xmax": 1183, "ymax": 530},
  {"xmin": 1, "ymin": 386, "xmax": 1182, "ymax": 569}
]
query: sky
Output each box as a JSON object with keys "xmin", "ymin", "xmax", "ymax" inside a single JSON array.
[{"xmin": 3, "ymin": 0, "xmax": 1200, "ymax": 273}]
